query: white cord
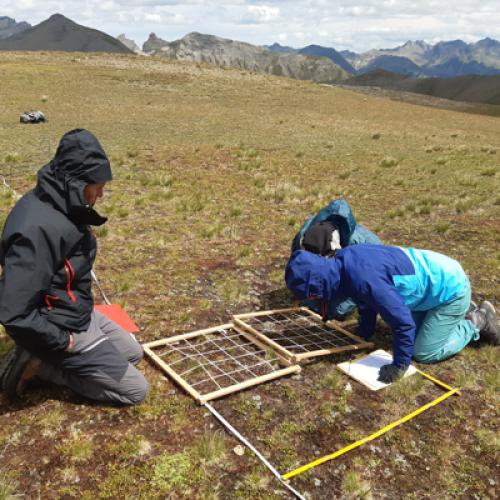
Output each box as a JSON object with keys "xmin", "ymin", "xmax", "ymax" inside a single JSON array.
[
  {"xmin": 204, "ymin": 402, "xmax": 306, "ymax": 500},
  {"xmin": 91, "ymin": 270, "xmax": 111, "ymax": 305}
]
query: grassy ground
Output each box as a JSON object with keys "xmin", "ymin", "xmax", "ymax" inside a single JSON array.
[{"xmin": 0, "ymin": 51, "xmax": 498, "ymax": 499}]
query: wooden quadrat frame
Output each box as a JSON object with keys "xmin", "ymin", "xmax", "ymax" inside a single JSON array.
[
  {"xmin": 233, "ymin": 307, "xmax": 373, "ymax": 363},
  {"xmin": 143, "ymin": 323, "xmax": 301, "ymax": 404}
]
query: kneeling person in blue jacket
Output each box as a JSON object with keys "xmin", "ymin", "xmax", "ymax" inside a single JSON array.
[
  {"xmin": 286, "ymin": 245, "xmax": 499, "ymax": 383},
  {"xmin": 291, "ymin": 198, "xmax": 382, "ymax": 320}
]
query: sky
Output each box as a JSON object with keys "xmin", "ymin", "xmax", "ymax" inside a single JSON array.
[{"xmin": 2, "ymin": 1, "xmax": 500, "ymax": 52}]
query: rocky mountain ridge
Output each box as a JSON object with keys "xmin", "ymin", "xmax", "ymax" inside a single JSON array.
[
  {"xmin": 271, "ymin": 38, "xmax": 500, "ymax": 77},
  {"xmin": 0, "ymin": 16, "xmax": 30, "ymax": 39},
  {"xmin": 143, "ymin": 32, "xmax": 349, "ymax": 83}
]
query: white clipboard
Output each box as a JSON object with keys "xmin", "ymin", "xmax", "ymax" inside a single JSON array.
[{"xmin": 337, "ymin": 349, "xmax": 417, "ymax": 391}]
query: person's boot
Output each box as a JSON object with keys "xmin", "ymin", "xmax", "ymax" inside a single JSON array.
[
  {"xmin": 466, "ymin": 300, "xmax": 478, "ymax": 319},
  {"xmin": 0, "ymin": 346, "xmax": 40, "ymax": 399},
  {"xmin": 469, "ymin": 301, "xmax": 500, "ymax": 345}
]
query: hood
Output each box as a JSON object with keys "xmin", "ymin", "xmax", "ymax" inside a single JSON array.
[
  {"xmin": 285, "ymin": 250, "xmax": 341, "ymax": 303},
  {"xmin": 310, "ymin": 198, "xmax": 357, "ymax": 247},
  {"xmin": 35, "ymin": 129, "xmax": 112, "ymax": 226}
]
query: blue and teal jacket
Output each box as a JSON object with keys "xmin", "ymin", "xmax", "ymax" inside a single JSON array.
[
  {"xmin": 291, "ymin": 198, "xmax": 382, "ymax": 318},
  {"xmin": 285, "ymin": 245, "xmax": 470, "ymax": 368}
]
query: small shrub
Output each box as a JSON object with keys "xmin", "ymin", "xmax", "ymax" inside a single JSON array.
[
  {"xmin": 58, "ymin": 431, "xmax": 93, "ymax": 463},
  {"xmin": 262, "ymin": 181, "xmax": 301, "ymax": 203},
  {"xmin": 193, "ymin": 431, "xmax": 226, "ymax": 466},
  {"xmin": 152, "ymin": 452, "xmax": 195, "ymax": 493},
  {"xmin": 380, "ymin": 156, "xmax": 398, "ymax": 167},
  {"xmin": 238, "ymin": 246, "xmax": 252, "ymax": 258},
  {"xmin": 341, "ymin": 470, "xmax": 372, "ymax": 499},
  {"xmin": 480, "ymin": 167, "xmax": 497, "ymax": 177},
  {"xmin": 4, "ymin": 153, "xmax": 19, "ymax": 163},
  {"xmin": 322, "ymin": 370, "xmax": 342, "ymax": 391},
  {"xmin": 455, "ymin": 199, "xmax": 474, "ymax": 214},
  {"xmin": 115, "ymin": 207, "xmax": 129, "ymax": 218},
  {"xmin": 94, "ymin": 225, "xmax": 108, "ymax": 238},
  {"xmin": 434, "ymin": 222, "xmax": 450, "ymax": 234},
  {"xmin": 200, "ymin": 225, "xmax": 221, "ymax": 239},
  {"xmin": 229, "ymin": 207, "xmax": 242, "ymax": 217},
  {"xmin": 475, "ymin": 429, "xmax": 500, "ymax": 455},
  {"xmin": 0, "ymin": 469, "xmax": 19, "ymax": 499}
]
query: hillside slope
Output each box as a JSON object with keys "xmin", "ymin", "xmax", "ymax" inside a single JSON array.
[
  {"xmin": 346, "ymin": 70, "xmax": 500, "ymax": 104},
  {"xmin": 0, "ymin": 13, "xmax": 132, "ymax": 53}
]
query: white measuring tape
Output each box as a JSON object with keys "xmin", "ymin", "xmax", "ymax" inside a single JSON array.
[{"xmin": 204, "ymin": 402, "xmax": 305, "ymax": 500}]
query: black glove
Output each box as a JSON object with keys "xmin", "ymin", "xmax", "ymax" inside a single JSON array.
[{"xmin": 378, "ymin": 363, "xmax": 408, "ymax": 384}]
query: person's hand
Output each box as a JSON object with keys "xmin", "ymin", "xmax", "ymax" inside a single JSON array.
[
  {"xmin": 65, "ymin": 334, "xmax": 74, "ymax": 352},
  {"xmin": 378, "ymin": 363, "xmax": 408, "ymax": 384}
]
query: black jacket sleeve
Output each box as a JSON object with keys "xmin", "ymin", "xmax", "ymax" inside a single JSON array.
[{"xmin": 0, "ymin": 230, "xmax": 70, "ymax": 352}]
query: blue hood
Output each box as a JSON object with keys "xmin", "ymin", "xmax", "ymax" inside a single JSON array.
[{"xmin": 285, "ymin": 250, "xmax": 341, "ymax": 302}]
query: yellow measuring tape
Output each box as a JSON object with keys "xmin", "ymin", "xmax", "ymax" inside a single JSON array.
[{"xmin": 282, "ymin": 368, "xmax": 459, "ymax": 481}]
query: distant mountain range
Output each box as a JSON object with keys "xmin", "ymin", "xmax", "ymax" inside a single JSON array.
[
  {"xmin": 269, "ymin": 38, "xmax": 500, "ymax": 77},
  {"xmin": 1, "ymin": 11, "xmax": 500, "ymax": 89},
  {"xmin": 142, "ymin": 32, "xmax": 349, "ymax": 83},
  {"xmin": 0, "ymin": 13, "xmax": 131, "ymax": 53},
  {"xmin": 0, "ymin": 16, "xmax": 30, "ymax": 39}
]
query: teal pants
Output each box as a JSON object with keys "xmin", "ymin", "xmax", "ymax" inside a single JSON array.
[{"xmin": 412, "ymin": 286, "xmax": 479, "ymax": 364}]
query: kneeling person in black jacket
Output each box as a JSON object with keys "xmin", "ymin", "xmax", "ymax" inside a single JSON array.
[{"xmin": 0, "ymin": 129, "xmax": 148, "ymax": 405}]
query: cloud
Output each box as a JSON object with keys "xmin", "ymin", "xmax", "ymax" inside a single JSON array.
[
  {"xmin": 240, "ymin": 5, "xmax": 280, "ymax": 24},
  {"xmin": 0, "ymin": 0, "xmax": 499, "ymax": 51}
]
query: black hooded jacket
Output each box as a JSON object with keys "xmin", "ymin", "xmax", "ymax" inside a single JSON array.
[{"xmin": 0, "ymin": 129, "xmax": 112, "ymax": 353}]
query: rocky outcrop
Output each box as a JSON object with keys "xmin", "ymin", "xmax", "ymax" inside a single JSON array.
[
  {"xmin": 143, "ymin": 33, "xmax": 169, "ymax": 54},
  {"xmin": 0, "ymin": 16, "xmax": 30, "ymax": 39},
  {"xmin": 147, "ymin": 32, "xmax": 350, "ymax": 82},
  {"xmin": 117, "ymin": 34, "xmax": 140, "ymax": 53}
]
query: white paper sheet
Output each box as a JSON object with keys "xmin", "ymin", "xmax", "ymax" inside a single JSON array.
[{"xmin": 337, "ymin": 349, "xmax": 417, "ymax": 391}]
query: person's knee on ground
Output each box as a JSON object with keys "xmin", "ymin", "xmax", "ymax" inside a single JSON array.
[
  {"xmin": 95, "ymin": 364, "xmax": 149, "ymax": 406},
  {"xmin": 121, "ymin": 369, "xmax": 149, "ymax": 405},
  {"xmin": 413, "ymin": 350, "xmax": 440, "ymax": 364}
]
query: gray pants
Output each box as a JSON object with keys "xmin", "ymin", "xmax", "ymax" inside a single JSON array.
[{"xmin": 38, "ymin": 311, "xmax": 148, "ymax": 405}]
